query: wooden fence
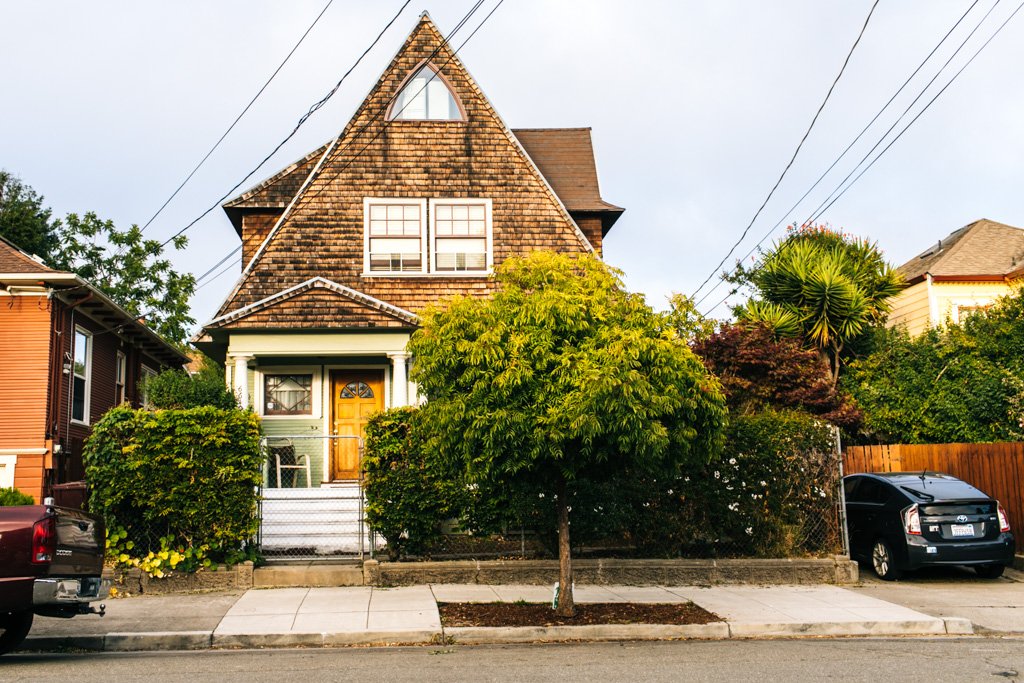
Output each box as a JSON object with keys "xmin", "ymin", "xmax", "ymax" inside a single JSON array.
[{"xmin": 844, "ymin": 442, "xmax": 1024, "ymax": 553}]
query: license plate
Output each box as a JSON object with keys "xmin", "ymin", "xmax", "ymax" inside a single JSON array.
[{"xmin": 950, "ymin": 524, "xmax": 975, "ymax": 537}]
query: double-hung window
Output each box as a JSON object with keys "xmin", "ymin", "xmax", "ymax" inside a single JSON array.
[
  {"xmin": 115, "ymin": 351, "xmax": 127, "ymax": 405},
  {"xmin": 429, "ymin": 198, "xmax": 491, "ymax": 273},
  {"xmin": 71, "ymin": 327, "xmax": 92, "ymax": 424},
  {"xmin": 364, "ymin": 198, "xmax": 427, "ymax": 274}
]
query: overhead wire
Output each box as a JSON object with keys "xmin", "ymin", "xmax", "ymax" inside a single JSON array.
[
  {"xmin": 696, "ymin": 0, "xmax": 1012, "ymax": 315},
  {"xmin": 138, "ymin": 0, "xmax": 340, "ymax": 237},
  {"xmin": 688, "ymin": 0, "xmax": 881, "ymax": 301}
]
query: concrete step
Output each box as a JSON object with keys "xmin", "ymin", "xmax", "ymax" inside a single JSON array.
[{"xmin": 252, "ymin": 562, "xmax": 366, "ymax": 587}]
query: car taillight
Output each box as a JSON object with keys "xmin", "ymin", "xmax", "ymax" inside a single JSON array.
[
  {"xmin": 997, "ymin": 503, "xmax": 1011, "ymax": 533},
  {"xmin": 903, "ymin": 504, "xmax": 922, "ymax": 535},
  {"xmin": 32, "ymin": 517, "xmax": 57, "ymax": 564}
]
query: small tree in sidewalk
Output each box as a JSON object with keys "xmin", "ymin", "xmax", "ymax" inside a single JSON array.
[{"xmin": 408, "ymin": 252, "xmax": 727, "ymax": 616}]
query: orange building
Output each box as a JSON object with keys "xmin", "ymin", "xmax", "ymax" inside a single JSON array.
[{"xmin": 0, "ymin": 237, "xmax": 187, "ymax": 502}]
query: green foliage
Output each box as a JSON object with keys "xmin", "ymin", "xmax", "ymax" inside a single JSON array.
[
  {"xmin": 0, "ymin": 487, "xmax": 36, "ymax": 506},
  {"xmin": 733, "ymin": 224, "xmax": 904, "ymax": 386},
  {"xmin": 665, "ymin": 293, "xmax": 716, "ymax": 343},
  {"xmin": 410, "ymin": 251, "xmax": 727, "ymax": 487},
  {"xmin": 84, "ymin": 405, "xmax": 263, "ymax": 575},
  {"xmin": 54, "ymin": 212, "xmax": 195, "ymax": 343},
  {"xmin": 362, "ymin": 407, "xmax": 464, "ymax": 560},
  {"xmin": 143, "ymin": 365, "xmax": 237, "ymax": 410},
  {"xmin": 844, "ymin": 322, "xmax": 1024, "ymax": 444},
  {"xmin": 0, "ymin": 170, "xmax": 61, "ymax": 261}
]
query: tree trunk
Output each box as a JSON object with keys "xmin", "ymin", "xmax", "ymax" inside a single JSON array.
[{"xmin": 554, "ymin": 476, "xmax": 575, "ymax": 617}]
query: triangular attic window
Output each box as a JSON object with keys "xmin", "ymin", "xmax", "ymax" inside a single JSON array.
[{"xmin": 389, "ymin": 65, "xmax": 462, "ymax": 121}]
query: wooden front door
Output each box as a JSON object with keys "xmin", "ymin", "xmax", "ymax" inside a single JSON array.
[{"xmin": 330, "ymin": 370, "xmax": 384, "ymax": 480}]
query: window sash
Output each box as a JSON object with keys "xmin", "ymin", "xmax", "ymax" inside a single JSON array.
[
  {"xmin": 264, "ymin": 374, "xmax": 313, "ymax": 415},
  {"xmin": 429, "ymin": 199, "xmax": 491, "ymax": 273},
  {"xmin": 71, "ymin": 328, "xmax": 91, "ymax": 422}
]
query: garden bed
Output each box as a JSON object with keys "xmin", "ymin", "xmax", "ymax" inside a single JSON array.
[{"xmin": 439, "ymin": 602, "xmax": 721, "ymax": 627}]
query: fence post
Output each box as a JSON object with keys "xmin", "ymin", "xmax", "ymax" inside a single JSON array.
[{"xmin": 834, "ymin": 425, "xmax": 851, "ymax": 558}]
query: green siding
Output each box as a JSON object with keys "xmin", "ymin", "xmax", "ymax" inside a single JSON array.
[{"xmin": 262, "ymin": 418, "xmax": 327, "ymax": 486}]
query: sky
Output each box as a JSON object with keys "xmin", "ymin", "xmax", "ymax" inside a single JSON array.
[{"xmin": 3, "ymin": 0, "xmax": 1024, "ymax": 331}]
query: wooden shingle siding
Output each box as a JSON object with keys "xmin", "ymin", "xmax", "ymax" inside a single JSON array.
[
  {"xmin": 0, "ymin": 295, "xmax": 52, "ymax": 449},
  {"xmin": 242, "ymin": 213, "xmax": 282, "ymax": 265},
  {"xmin": 214, "ymin": 17, "xmax": 592, "ymax": 328},
  {"xmin": 228, "ymin": 288, "xmax": 414, "ymax": 329}
]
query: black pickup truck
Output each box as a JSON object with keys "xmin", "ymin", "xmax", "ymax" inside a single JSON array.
[{"xmin": 0, "ymin": 502, "xmax": 110, "ymax": 655}]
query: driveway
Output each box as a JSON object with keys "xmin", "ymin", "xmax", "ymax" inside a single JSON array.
[{"xmin": 851, "ymin": 563, "xmax": 1024, "ymax": 634}]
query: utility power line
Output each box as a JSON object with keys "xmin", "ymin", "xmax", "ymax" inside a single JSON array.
[{"xmin": 688, "ymin": 0, "xmax": 880, "ymax": 301}]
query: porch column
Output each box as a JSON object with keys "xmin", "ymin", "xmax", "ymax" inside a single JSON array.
[
  {"xmin": 388, "ymin": 352, "xmax": 410, "ymax": 407},
  {"xmin": 233, "ymin": 355, "xmax": 253, "ymax": 408}
]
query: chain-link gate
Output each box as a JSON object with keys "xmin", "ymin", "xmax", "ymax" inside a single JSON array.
[{"xmin": 256, "ymin": 434, "xmax": 380, "ymax": 561}]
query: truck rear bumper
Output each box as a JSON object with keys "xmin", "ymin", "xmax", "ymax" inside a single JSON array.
[{"xmin": 32, "ymin": 574, "xmax": 111, "ymax": 605}]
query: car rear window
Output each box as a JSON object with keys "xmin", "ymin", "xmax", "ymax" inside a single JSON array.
[{"xmin": 891, "ymin": 478, "xmax": 989, "ymax": 501}]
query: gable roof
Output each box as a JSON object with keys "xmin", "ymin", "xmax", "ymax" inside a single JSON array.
[
  {"xmin": 206, "ymin": 13, "xmax": 600, "ymax": 327},
  {"xmin": 899, "ymin": 219, "xmax": 1024, "ymax": 284},
  {"xmin": 0, "ymin": 238, "xmax": 187, "ymax": 368},
  {"xmin": 205, "ymin": 277, "xmax": 417, "ymax": 329}
]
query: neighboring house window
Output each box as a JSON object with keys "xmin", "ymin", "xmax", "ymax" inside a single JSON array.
[
  {"xmin": 364, "ymin": 198, "xmax": 426, "ymax": 273},
  {"xmin": 389, "ymin": 65, "xmax": 462, "ymax": 121},
  {"xmin": 71, "ymin": 327, "xmax": 92, "ymax": 424},
  {"xmin": 140, "ymin": 365, "xmax": 157, "ymax": 407},
  {"xmin": 264, "ymin": 374, "xmax": 313, "ymax": 415},
  {"xmin": 429, "ymin": 198, "xmax": 492, "ymax": 273},
  {"xmin": 954, "ymin": 304, "xmax": 992, "ymax": 324},
  {"xmin": 115, "ymin": 351, "xmax": 127, "ymax": 404}
]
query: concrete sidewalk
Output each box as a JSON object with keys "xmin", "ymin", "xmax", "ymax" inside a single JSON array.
[{"xmin": 21, "ymin": 583, "xmax": 972, "ymax": 653}]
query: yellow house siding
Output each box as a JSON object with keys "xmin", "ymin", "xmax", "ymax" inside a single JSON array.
[
  {"xmin": 886, "ymin": 281, "xmax": 931, "ymax": 336},
  {"xmin": 932, "ymin": 281, "xmax": 1016, "ymax": 326},
  {"xmin": 227, "ymin": 331, "xmax": 411, "ymax": 357}
]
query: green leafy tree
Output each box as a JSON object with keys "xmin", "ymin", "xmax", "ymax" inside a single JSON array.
[
  {"xmin": 733, "ymin": 224, "xmax": 904, "ymax": 387},
  {"xmin": 0, "ymin": 172, "xmax": 195, "ymax": 344},
  {"xmin": 0, "ymin": 170, "xmax": 61, "ymax": 261},
  {"xmin": 408, "ymin": 251, "xmax": 727, "ymax": 616},
  {"xmin": 142, "ymin": 364, "xmax": 237, "ymax": 410},
  {"xmin": 54, "ymin": 212, "xmax": 195, "ymax": 343}
]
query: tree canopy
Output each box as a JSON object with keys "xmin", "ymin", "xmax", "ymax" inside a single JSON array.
[
  {"xmin": 0, "ymin": 171, "xmax": 195, "ymax": 344},
  {"xmin": 732, "ymin": 224, "xmax": 904, "ymax": 387},
  {"xmin": 409, "ymin": 251, "xmax": 727, "ymax": 615}
]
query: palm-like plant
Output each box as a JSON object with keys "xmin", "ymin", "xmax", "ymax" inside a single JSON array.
[{"xmin": 738, "ymin": 228, "xmax": 903, "ymax": 387}]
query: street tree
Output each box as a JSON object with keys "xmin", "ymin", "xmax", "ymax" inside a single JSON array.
[
  {"xmin": 0, "ymin": 170, "xmax": 61, "ymax": 262},
  {"xmin": 408, "ymin": 251, "xmax": 727, "ymax": 616},
  {"xmin": 733, "ymin": 224, "xmax": 903, "ymax": 387}
]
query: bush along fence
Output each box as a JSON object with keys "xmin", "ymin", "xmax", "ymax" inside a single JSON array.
[
  {"xmin": 364, "ymin": 406, "xmax": 846, "ymax": 561},
  {"xmin": 846, "ymin": 442, "xmax": 1024, "ymax": 553},
  {"xmin": 84, "ymin": 405, "xmax": 263, "ymax": 577}
]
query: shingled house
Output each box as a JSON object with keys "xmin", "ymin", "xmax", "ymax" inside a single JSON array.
[
  {"xmin": 194, "ymin": 14, "xmax": 622, "ymax": 551},
  {"xmin": 887, "ymin": 219, "xmax": 1024, "ymax": 335}
]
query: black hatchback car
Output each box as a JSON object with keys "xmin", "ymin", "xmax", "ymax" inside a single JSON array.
[{"xmin": 844, "ymin": 472, "xmax": 1014, "ymax": 580}]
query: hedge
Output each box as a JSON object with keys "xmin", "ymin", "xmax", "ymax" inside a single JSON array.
[{"xmin": 84, "ymin": 405, "xmax": 262, "ymax": 575}]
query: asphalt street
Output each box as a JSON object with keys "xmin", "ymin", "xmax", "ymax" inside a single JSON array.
[{"xmin": 3, "ymin": 639, "xmax": 1023, "ymax": 683}]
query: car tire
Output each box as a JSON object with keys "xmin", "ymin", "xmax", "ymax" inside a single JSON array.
[
  {"xmin": 871, "ymin": 538, "xmax": 902, "ymax": 581},
  {"xmin": 0, "ymin": 609, "xmax": 34, "ymax": 656},
  {"xmin": 975, "ymin": 564, "xmax": 1005, "ymax": 579}
]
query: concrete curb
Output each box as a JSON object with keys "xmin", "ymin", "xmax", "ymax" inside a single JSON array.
[{"xmin": 18, "ymin": 617, "xmax": 976, "ymax": 652}]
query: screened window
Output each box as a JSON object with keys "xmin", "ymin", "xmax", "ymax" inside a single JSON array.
[
  {"xmin": 430, "ymin": 199, "xmax": 491, "ymax": 273},
  {"xmin": 389, "ymin": 65, "xmax": 461, "ymax": 121},
  {"xmin": 264, "ymin": 374, "xmax": 313, "ymax": 416},
  {"xmin": 140, "ymin": 365, "xmax": 157, "ymax": 408},
  {"xmin": 365, "ymin": 199, "xmax": 425, "ymax": 273},
  {"xmin": 71, "ymin": 328, "xmax": 91, "ymax": 423}
]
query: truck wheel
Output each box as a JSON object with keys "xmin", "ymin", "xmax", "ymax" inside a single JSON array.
[{"xmin": 0, "ymin": 609, "xmax": 34, "ymax": 656}]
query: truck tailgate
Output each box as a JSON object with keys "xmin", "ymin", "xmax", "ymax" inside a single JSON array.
[{"xmin": 50, "ymin": 507, "xmax": 105, "ymax": 577}]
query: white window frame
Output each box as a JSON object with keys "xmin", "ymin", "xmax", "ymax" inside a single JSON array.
[
  {"xmin": 363, "ymin": 197, "xmax": 428, "ymax": 276},
  {"xmin": 257, "ymin": 366, "xmax": 323, "ymax": 420},
  {"xmin": 428, "ymin": 198, "xmax": 493, "ymax": 274},
  {"xmin": 71, "ymin": 326, "xmax": 92, "ymax": 425},
  {"xmin": 140, "ymin": 364, "xmax": 157, "ymax": 408},
  {"xmin": 115, "ymin": 351, "xmax": 127, "ymax": 405}
]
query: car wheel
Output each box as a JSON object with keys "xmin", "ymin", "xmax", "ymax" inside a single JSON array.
[
  {"xmin": 871, "ymin": 538, "xmax": 902, "ymax": 581},
  {"xmin": 975, "ymin": 564, "xmax": 1005, "ymax": 579},
  {"xmin": 0, "ymin": 609, "xmax": 34, "ymax": 656}
]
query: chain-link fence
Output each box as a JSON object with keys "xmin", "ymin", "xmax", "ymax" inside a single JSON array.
[{"xmin": 257, "ymin": 435, "xmax": 381, "ymax": 561}]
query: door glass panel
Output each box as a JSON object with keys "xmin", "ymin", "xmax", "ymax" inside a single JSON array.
[{"xmin": 340, "ymin": 381, "xmax": 374, "ymax": 399}]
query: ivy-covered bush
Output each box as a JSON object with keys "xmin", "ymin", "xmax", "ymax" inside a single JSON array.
[
  {"xmin": 362, "ymin": 407, "xmax": 464, "ymax": 560},
  {"xmin": 84, "ymin": 405, "xmax": 262, "ymax": 575},
  {"xmin": 0, "ymin": 487, "xmax": 35, "ymax": 506}
]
